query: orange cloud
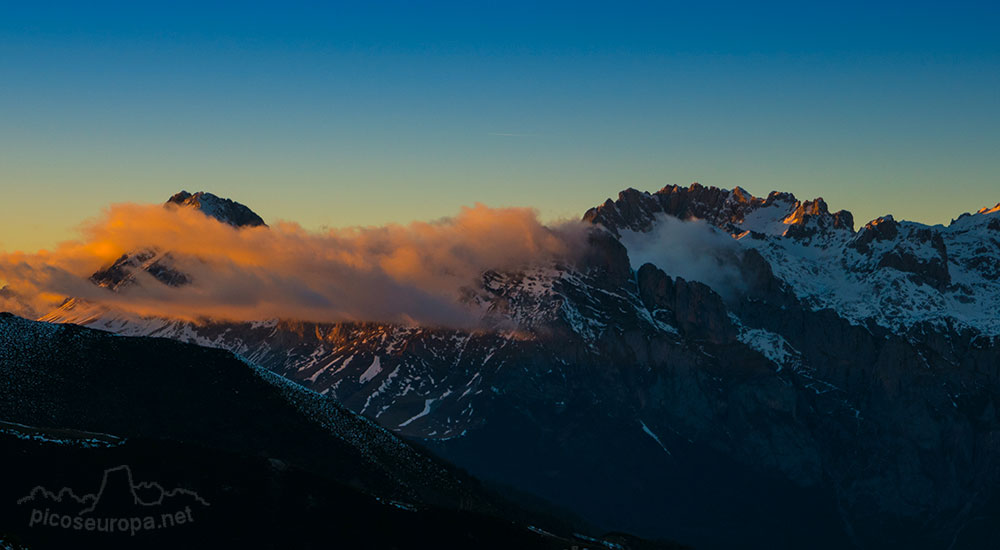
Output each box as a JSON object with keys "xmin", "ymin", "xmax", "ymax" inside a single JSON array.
[{"xmin": 0, "ymin": 201, "xmax": 586, "ymax": 326}]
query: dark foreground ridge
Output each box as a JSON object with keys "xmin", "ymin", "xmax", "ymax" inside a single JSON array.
[{"xmin": 0, "ymin": 313, "xmax": 681, "ymax": 550}]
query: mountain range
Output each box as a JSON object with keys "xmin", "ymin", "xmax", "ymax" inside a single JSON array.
[{"xmin": 14, "ymin": 185, "xmax": 1000, "ymax": 549}]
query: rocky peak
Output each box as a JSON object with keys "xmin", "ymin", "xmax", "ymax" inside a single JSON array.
[
  {"xmin": 874, "ymin": 228, "xmax": 951, "ymax": 291},
  {"xmin": 166, "ymin": 191, "xmax": 267, "ymax": 228},
  {"xmin": 763, "ymin": 190, "xmax": 797, "ymax": 205},
  {"xmin": 849, "ymin": 216, "xmax": 899, "ymax": 254},
  {"xmin": 655, "ymin": 183, "xmax": 750, "ymax": 227},
  {"xmin": 778, "ymin": 197, "xmax": 854, "ymax": 241}
]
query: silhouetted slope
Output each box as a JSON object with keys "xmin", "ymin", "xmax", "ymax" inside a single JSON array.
[{"xmin": 0, "ymin": 313, "xmax": 680, "ymax": 550}]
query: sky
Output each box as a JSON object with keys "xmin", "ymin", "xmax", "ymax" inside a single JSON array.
[{"xmin": 1, "ymin": 1, "xmax": 998, "ymax": 252}]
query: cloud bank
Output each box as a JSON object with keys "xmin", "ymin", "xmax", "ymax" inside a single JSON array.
[{"xmin": 0, "ymin": 202, "xmax": 587, "ymax": 326}]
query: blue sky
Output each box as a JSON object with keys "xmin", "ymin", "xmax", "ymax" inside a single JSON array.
[{"xmin": 1, "ymin": 1, "xmax": 998, "ymax": 251}]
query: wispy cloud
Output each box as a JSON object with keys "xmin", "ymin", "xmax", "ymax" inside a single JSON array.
[{"xmin": 619, "ymin": 214, "xmax": 747, "ymax": 301}]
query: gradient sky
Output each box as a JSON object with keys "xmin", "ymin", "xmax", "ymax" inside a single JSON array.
[{"xmin": 2, "ymin": 1, "xmax": 998, "ymax": 252}]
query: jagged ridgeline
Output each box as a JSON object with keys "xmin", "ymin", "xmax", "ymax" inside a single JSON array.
[{"xmin": 28, "ymin": 186, "xmax": 1000, "ymax": 549}]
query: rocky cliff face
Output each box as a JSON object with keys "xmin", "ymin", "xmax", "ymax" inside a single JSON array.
[{"xmin": 39, "ymin": 185, "xmax": 1000, "ymax": 549}]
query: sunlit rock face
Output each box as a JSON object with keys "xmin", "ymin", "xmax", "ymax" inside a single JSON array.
[{"xmin": 42, "ymin": 186, "xmax": 1000, "ymax": 550}]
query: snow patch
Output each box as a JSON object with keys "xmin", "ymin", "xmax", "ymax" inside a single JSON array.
[
  {"xmin": 639, "ymin": 420, "xmax": 671, "ymax": 455},
  {"xmin": 399, "ymin": 399, "xmax": 435, "ymax": 428},
  {"xmin": 358, "ymin": 356, "xmax": 382, "ymax": 384}
]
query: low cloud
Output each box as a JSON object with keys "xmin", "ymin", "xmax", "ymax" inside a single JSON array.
[
  {"xmin": 0, "ymin": 202, "xmax": 587, "ymax": 326},
  {"xmin": 619, "ymin": 214, "xmax": 746, "ymax": 301}
]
